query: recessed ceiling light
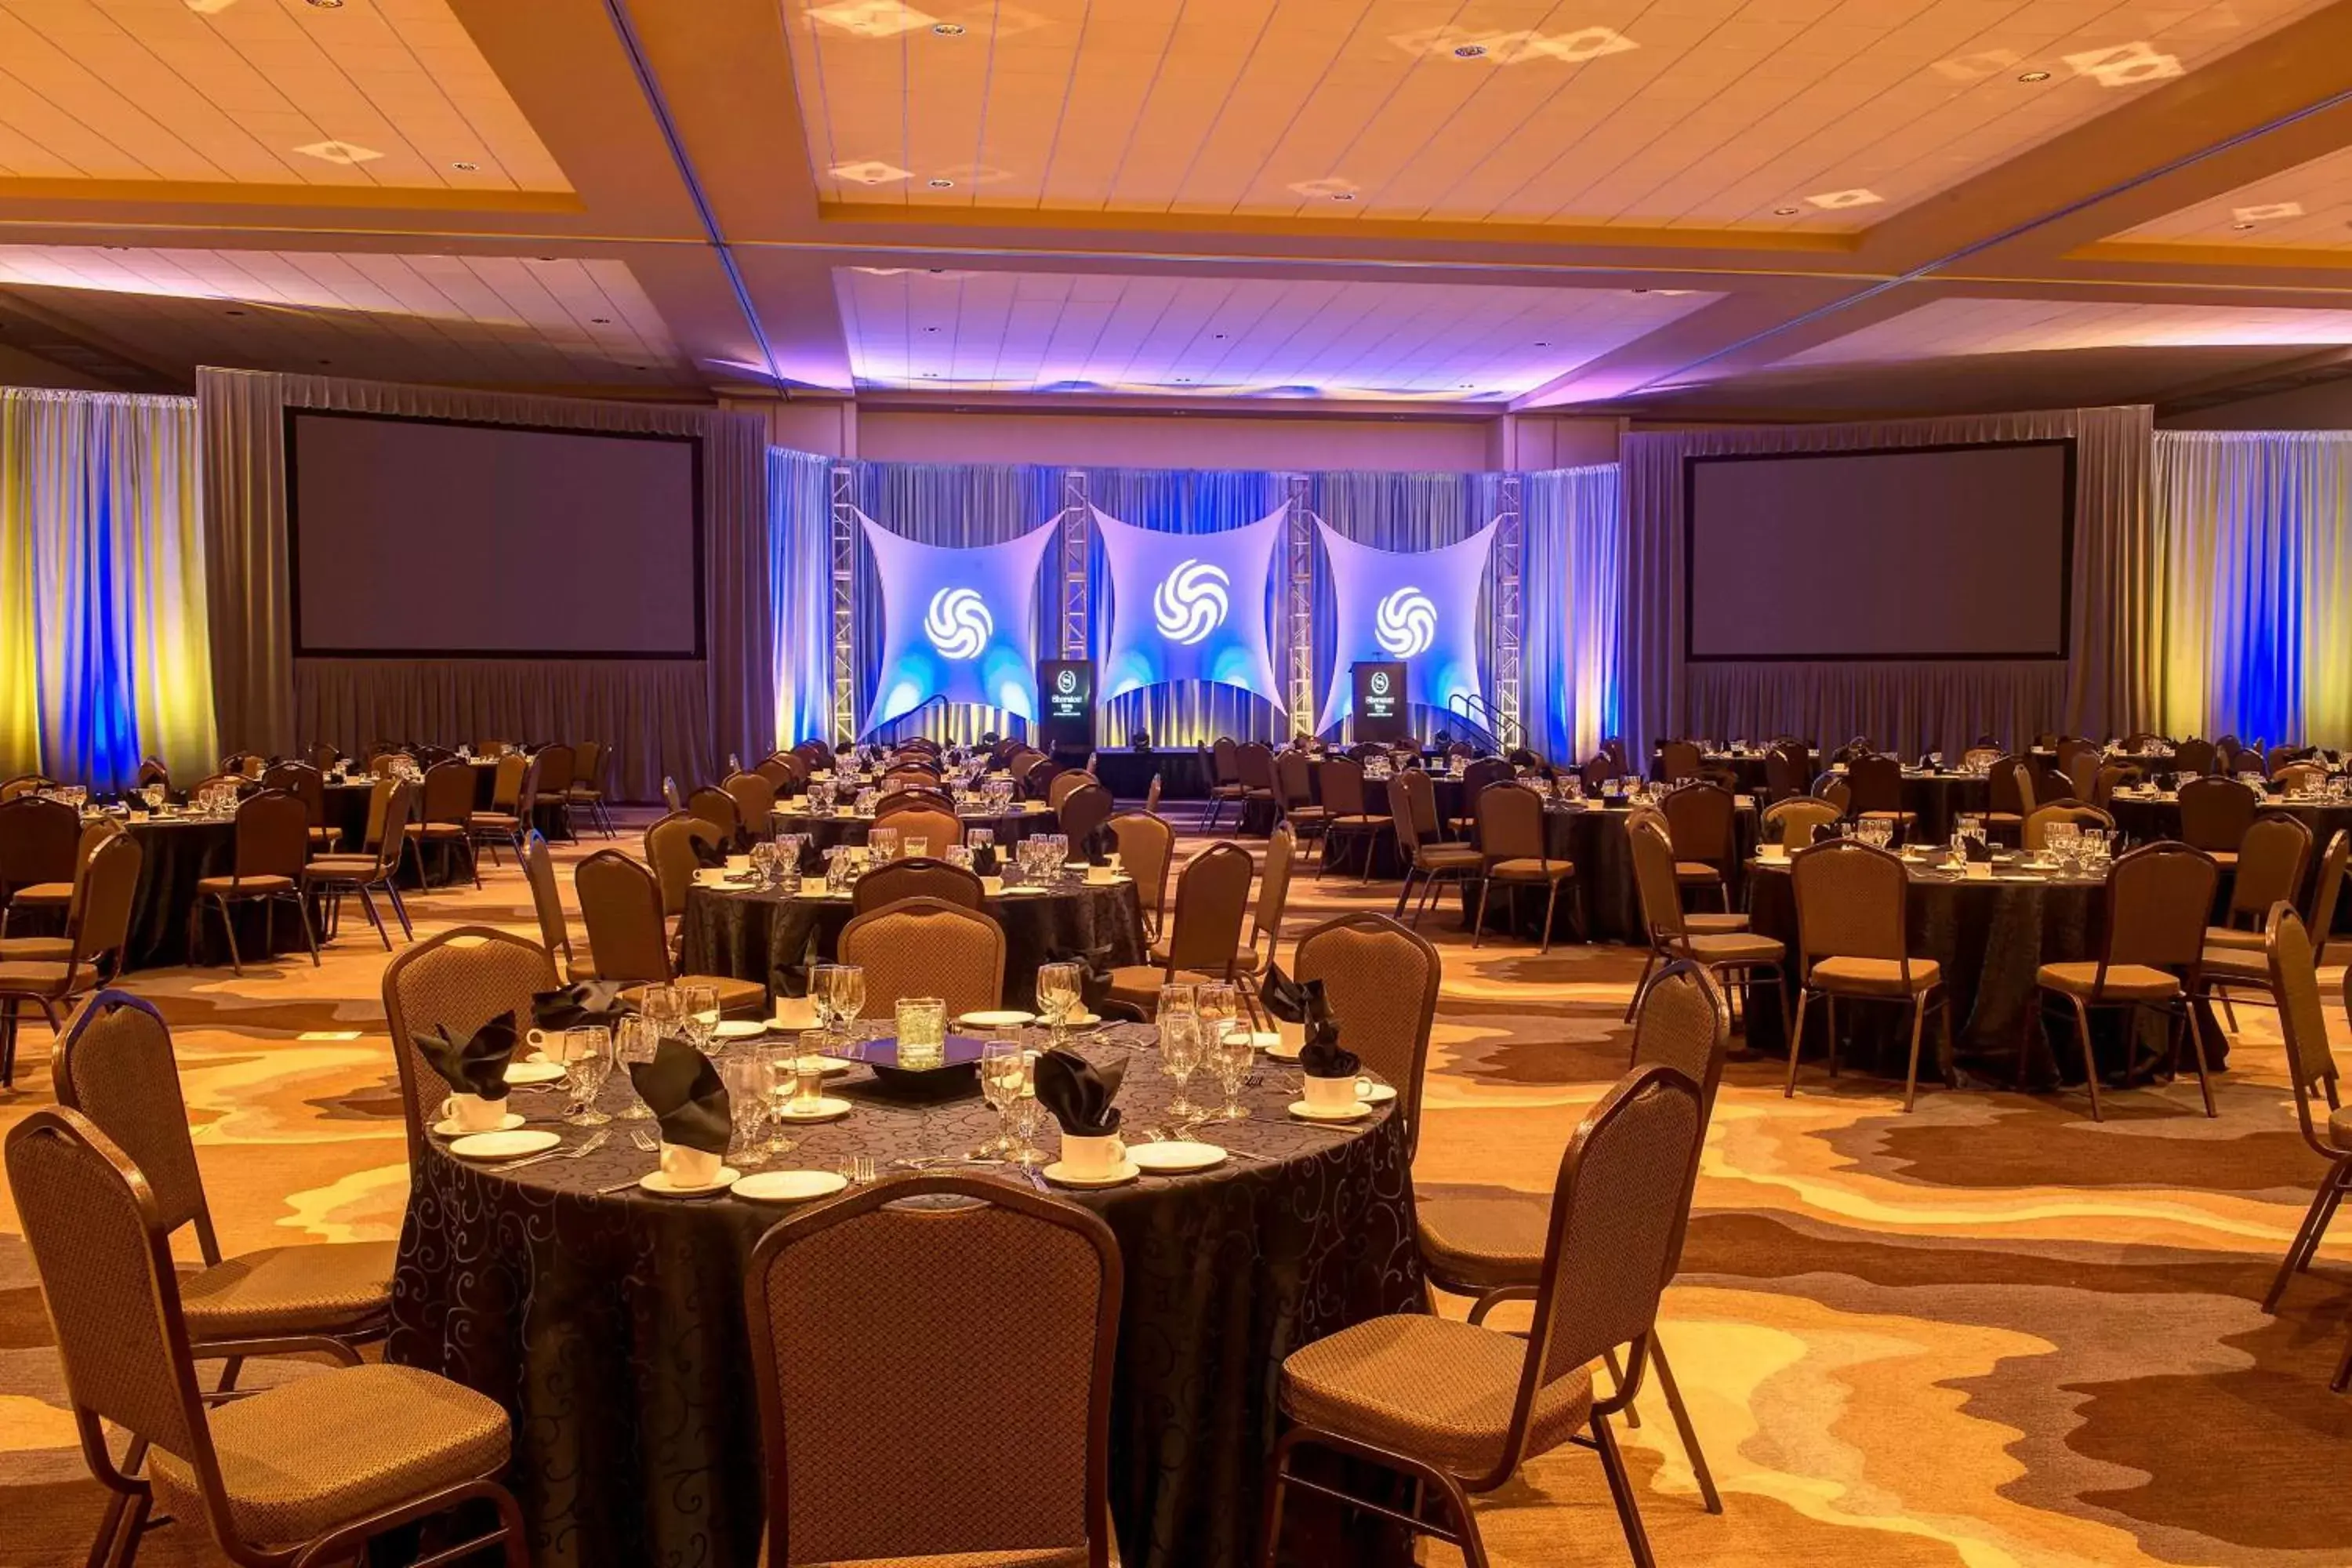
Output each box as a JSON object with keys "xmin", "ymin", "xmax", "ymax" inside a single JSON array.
[
  {"xmin": 933, "ymin": 21, "xmax": 964, "ymax": 34},
  {"xmin": 2017, "ymin": 69, "xmax": 2050, "ymax": 82},
  {"xmin": 1773, "ymin": 205, "xmax": 1800, "ymax": 216},
  {"xmin": 927, "ymin": 178, "xmax": 954, "ymax": 188},
  {"xmin": 590, "ymin": 317, "xmax": 611, "ymax": 325},
  {"xmin": 450, "ymin": 161, "xmax": 478, "ymax": 172},
  {"xmin": 224, "ymin": 308, "xmax": 245, "ymax": 316},
  {"xmin": 2233, "ymin": 222, "xmax": 2256, "ymax": 230},
  {"xmin": 293, "ymin": 140, "xmax": 383, "ymax": 165},
  {"xmin": 1332, "ymin": 192, "xmax": 1356, "ymax": 201},
  {"xmin": 1534, "ymin": 340, "xmax": 1550, "ymax": 347},
  {"xmin": 1806, "ymin": 187, "xmax": 1884, "ymax": 210},
  {"xmin": 304, "ymin": 0, "xmax": 343, "ymax": 8},
  {"xmin": 1453, "ymin": 43, "xmax": 1486, "ymax": 57}
]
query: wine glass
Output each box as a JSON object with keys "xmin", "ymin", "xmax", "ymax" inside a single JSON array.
[
  {"xmin": 721, "ymin": 1054, "xmax": 770, "ymax": 1169},
  {"xmin": 681, "ymin": 984, "xmax": 720, "ymax": 1052},
  {"xmin": 558, "ymin": 1027, "xmax": 613, "ymax": 1126},
  {"xmin": 1160, "ymin": 1012, "xmax": 1203, "ymax": 1120},
  {"xmin": 639, "ymin": 984, "xmax": 684, "ymax": 1042},
  {"xmin": 1009, "ymin": 1047, "xmax": 1046, "ymax": 1168},
  {"xmin": 615, "ymin": 1015, "xmax": 659, "ymax": 1120},
  {"xmin": 809, "ymin": 964, "xmax": 841, "ymax": 1035},
  {"xmin": 1211, "ymin": 1022, "xmax": 1254, "ymax": 1121},
  {"xmin": 1158, "ymin": 982, "xmax": 1199, "ymax": 1022},
  {"xmin": 1196, "ymin": 983, "xmax": 1239, "ymax": 1044},
  {"xmin": 760, "ymin": 1044, "xmax": 797, "ymax": 1157},
  {"xmin": 829, "ymin": 964, "xmax": 866, "ymax": 1045},
  {"xmin": 1036, "ymin": 961, "xmax": 1083, "ymax": 1044},
  {"xmin": 979, "ymin": 1036, "xmax": 1024, "ymax": 1158}
]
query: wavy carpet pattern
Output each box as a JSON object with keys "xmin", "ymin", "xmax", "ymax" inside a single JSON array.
[{"xmin": 4, "ymin": 815, "xmax": 2350, "ymax": 1566}]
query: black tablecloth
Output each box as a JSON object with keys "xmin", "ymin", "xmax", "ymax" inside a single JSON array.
[
  {"xmin": 1896, "ymin": 773, "xmax": 1992, "ymax": 842},
  {"xmin": 387, "ymin": 1025, "xmax": 1423, "ymax": 1568},
  {"xmin": 1453, "ymin": 803, "xmax": 1760, "ymax": 946},
  {"xmin": 1649, "ymin": 750, "xmax": 1805, "ymax": 791},
  {"xmin": 677, "ymin": 879, "xmax": 1149, "ymax": 1006},
  {"xmin": 2106, "ymin": 795, "xmax": 2352, "ymax": 935},
  {"xmin": 1745, "ymin": 856, "xmax": 2198, "ymax": 1088},
  {"xmin": 768, "ymin": 805, "xmax": 1057, "ymax": 862},
  {"xmin": 1092, "ymin": 747, "xmax": 1214, "ymax": 801}
]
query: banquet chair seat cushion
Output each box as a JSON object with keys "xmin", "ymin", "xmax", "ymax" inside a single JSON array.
[
  {"xmin": 2035, "ymin": 962, "xmax": 2181, "ymax": 1001},
  {"xmin": 467, "ymin": 811, "xmax": 521, "ymax": 830},
  {"xmin": 1330, "ymin": 814, "xmax": 1386, "ymax": 829},
  {"xmin": 179, "ymin": 1240, "xmax": 397, "ymax": 1338},
  {"xmin": 2206, "ymin": 850, "xmax": 2240, "ymax": 869},
  {"xmin": 1286, "ymin": 805, "xmax": 1331, "ymax": 823},
  {"xmin": 1486, "ymin": 857, "xmax": 1574, "ymax": 883},
  {"xmin": 2198, "ymin": 946, "xmax": 2268, "ymax": 983},
  {"xmin": 1683, "ymin": 931, "xmax": 1785, "ymax": 965},
  {"xmin": 1151, "ymin": 942, "xmax": 1265, "ymax": 974},
  {"xmin": 619, "ymin": 975, "xmax": 766, "ymax": 1014},
  {"xmin": 0, "ymin": 935, "xmax": 72, "ymax": 963},
  {"xmin": 1279, "ymin": 1314, "xmax": 1592, "ymax": 1477},
  {"xmin": 403, "ymin": 822, "xmax": 466, "ymax": 840},
  {"xmin": 2328, "ymin": 1106, "xmax": 2352, "ymax": 1154},
  {"xmin": 305, "ymin": 855, "xmax": 383, "ymax": 877},
  {"xmin": 1105, "ymin": 966, "xmax": 1220, "ymax": 1008},
  {"xmin": 1683, "ymin": 912, "xmax": 1751, "ymax": 935},
  {"xmin": 800, "ymin": 1550, "xmax": 1090, "ymax": 1568},
  {"xmin": 7, "ymin": 881, "xmax": 71, "ymax": 907},
  {"xmin": 1673, "ymin": 860, "xmax": 1723, "ymax": 883},
  {"xmin": 2204, "ymin": 927, "xmax": 2265, "ymax": 952},
  {"xmin": 307, "ymin": 826, "xmax": 339, "ymax": 844},
  {"xmin": 0, "ymin": 960, "xmax": 78, "ymax": 993},
  {"xmin": 1808, "ymin": 956, "xmax": 1942, "ymax": 996},
  {"xmin": 195, "ymin": 873, "xmax": 295, "ymax": 897},
  {"xmin": 1414, "ymin": 1186, "xmax": 1547, "ymax": 1288},
  {"xmin": 1415, "ymin": 844, "xmax": 1484, "ymax": 870},
  {"xmin": 147, "ymin": 1363, "xmax": 510, "ymax": 1548}
]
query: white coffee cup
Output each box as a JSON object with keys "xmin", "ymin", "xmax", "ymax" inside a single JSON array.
[
  {"xmin": 773, "ymin": 995, "xmax": 818, "ymax": 1031},
  {"xmin": 448, "ymin": 1091, "xmax": 505, "ymax": 1131},
  {"xmin": 1302, "ymin": 1073, "xmax": 1360, "ymax": 1112},
  {"xmin": 1964, "ymin": 861, "xmax": 1994, "ymax": 880},
  {"xmin": 726, "ymin": 854, "xmax": 751, "ymax": 876},
  {"xmin": 1061, "ymin": 1131, "xmax": 1126, "ymax": 1178},
  {"xmin": 1760, "ymin": 843, "xmax": 1788, "ymax": 862},
  {"xmin": 981, "ymin": 876, "xmax": 1004, "ymax": 896},
  {"xmin": 1087, "ymin": 864, "xmax": 1115, "ymax": 884},
  {"xmin": 1276, "ymin": 1019, "xmax": 1306, "ymax": 1056},
  {"xmin": 661, "ymin": 1142, "xmax": 724, "ymax": 1186}
]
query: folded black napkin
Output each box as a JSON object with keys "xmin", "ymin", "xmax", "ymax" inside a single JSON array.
[
  {"xmin": 971, "ymin": 840, "xmax": 1001, "ymax": 877},
  {"xmin": 1962, "ymin": 836, "xmax": 1994, "ymax": 863},
  {"xmin": 1044, "ymin": 940, "xmax": 1116, "ymax": 1013},
  {"xmin": 1298, "ymin": 987, "xmax": 1358, "ymax": 1080},
  {"xmin": 1033, "ymin": 1047, "xmax": 1124, "ymax": 1135},
  {"xmin": 1809, "ymin": 822, "xmax": 1841, "ymax": 845},
  {"xmin": 1258, "ymin": 962, "xmax": 1315, "ymax": 1025},
  {"xmin": 532, "ymin": 980, "xmax": 629, "ymax": 1034},
  {"xmin": 626, "ymin": 1037, "xmax": 731, "ymax": 1155},
  {"xmin": 690, "ymin": 833, "xmax": 728, "ymax": 869},
  {"xmin": 412, "ymin": 1018, "xmax": 517, "ymax": 1101}
]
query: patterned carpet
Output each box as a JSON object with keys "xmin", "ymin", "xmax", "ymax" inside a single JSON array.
[{"xmin": 5, "ymin": 812, "xmax": 2352, "ymax": 1566}]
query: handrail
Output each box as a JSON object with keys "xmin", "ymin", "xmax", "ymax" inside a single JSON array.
[{"xmin": 1447, "ymin": 691, "xmax": 1521, "ymax": 752}]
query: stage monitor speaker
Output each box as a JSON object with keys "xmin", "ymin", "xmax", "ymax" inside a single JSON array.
[
  {"xmin": 1352, "ymin": 662, "xmax": 1410, "ymax": 744},
  {"xmin": 1038, "ymin": 659, "xmax": 1095, "ymax": 751}
]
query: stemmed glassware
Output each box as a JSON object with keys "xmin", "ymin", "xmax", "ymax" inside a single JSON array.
[
  {"xmin": 1210, "ymin": 1022, "xmax": 1254, "ymax": 1121},
  {"xmin": 979, "ymin": 1036, "xmax": 1025, "ymax": 1159},
  {"xmin": 759, "ymin": 1044, "xmax": 797, "ymax": 1158},
  {"xmin": 721, "ymin": 1054, "xmax": 770, "ymax": 1169},
  {"xmin": 1195, "ymin": 983, "xmax": 1238, "ymax": 1049},
  {"xmin": 681, "ymin": 984, "xmax": 720, "ymax": 1053},
  {"xmin": 824, "ymin": 964, "xmax": 866, "ymax": 1051},
  {"xmin": 1037, "ymin": 961, "xmax": 1083, "ymax": 1045},
  {"xmin": 1159, "ymin": 1011, "xmax": 1203, "ymax": 1120},
  {"xmin": 639, "ymin": 984, "xmax": 684, "ymax": 1044},
  {"xmin": 615, "ymin": 1015, "xmax": 659, "ymax": 1120},
  {"xmin": 558, "ymin": 1026, "xmax": 612, "ymax": 1126}
]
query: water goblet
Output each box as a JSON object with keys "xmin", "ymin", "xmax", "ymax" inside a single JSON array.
[
  {"xmin": 978, "ymin": 1036, "xmax": 1025, "ymax": 1158},
  {"xmin": 681, "ymin": 984, "xmax": 720, "ymax": 1051},
  {"xmin": 1195, "ymin": 982, "xmax": 1239, "ymax": 1042},
  {"xmin": 1212, "ymin": 1023, "xmax": 1254, "ymax": 1121},
  {"xmin": 1160, "ymin": 1011, "xmax": 1203, "ymax": 1120},
  {"xmin": 559, "ymin": 1027, "xmax": 613, "ymax": 1126},
  {"xmin": 639, "ymin": 984, "xmax": 684, "ymax": 1043},
  {"xmin": 722, "ymin": 1054, "xmax": 771, "ymax": 1169},
  {"xmin": 902, "ymin": 835, "xmax": 931, "ymax": 859},
  {"xmin": 759, "ymin": 1044, "xmax": 797, "ymax": 1156},
  {"xmin": 829, "ymin": 964, "xmax": 866, "ymax": 1043},
  {"xmin": 1036, "ymin": 961, "xmax": 1083, "ymax": 1044},
  {"xmin": 615, "ymin": 1014, "xmax": 660, "ymax": 1120}
]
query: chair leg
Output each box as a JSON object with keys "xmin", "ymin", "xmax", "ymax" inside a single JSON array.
[
  {"xmin": 354, "ymin": 885, "xmax": 393, "ymax": 952},
  {"xmin": 1395, "ymin": 866, "xmax": 1419, "ymax": 923},
  {"xmin": 217, "ymin": 895, "xmax": 244, "ymax": 976},
  {"xmin": 2180, "ymin": 999, "xmax": 2217, "ymax": 1118},
  {"xmin": 1625, "ymin": 949, "xmax": 1657, "ymax": 1023},
  {"xmin": 383, "ymin": 880, "xmax": 415, "ymax": 940},
  {"xmin": 2266, "ymin": 1163, "xmax": 2347, "ymax": 1311},
  {"xmin": 1650, "ymin": 1334, "xmax": 1722, "ymax": 1514},
  {"xmin": 2070, "ymin": 996, "xmax": 2103, "ymax": 1123},
  {"xmin": 291, "ymin": 892, "xmax": 321, "ymax": 967},
  {"xmin": 1254, "ymin": 1428, "xmax": 1298, "ymax": 1567},
  {"xmin": 1824, "ymin": 993, "xmax": 1840, "ymax": 1079},
  {"xmin": 1901, "ymin": 994, "xmax": 1928, "ymax": 1112},
  {"xmin": 1472, "ymin": 877, "xmax": 1491, "ymax": 948},
  {"xmin": 1603, "ymin": 1345, "xmax": 1642, "ymax": 1428},
  {"xmin": 1784, "ymin": 990, "xmax": 1810, "ymax": 1098},
  {"xmin": 1591, "ymin": 1410, "xmax": 1660, "ymax": 1568}
]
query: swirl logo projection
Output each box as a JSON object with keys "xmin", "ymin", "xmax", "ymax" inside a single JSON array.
[
  {"xmin": 1152, "ymin": 558, "xmax": 1231, "ymax": 646},
  {"xmin": 1374, "ymin": 586, "xmax": 1437, "ymax": 659},
  {"xmin": 1055, "ymin": 667, "xmax": 1079, "ymax": 695},
  {"xmin": 923, "ymin": 586, "xmax": 993, "ymax": 660},
  {"xmin": 1369, "ymin": 670, "xmax": 1392, "ymax": 697}
]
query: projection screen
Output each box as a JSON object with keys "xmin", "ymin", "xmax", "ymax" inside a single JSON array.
[
  {"xmin": 1685, "ymin": 440, "xmax": 2074, "ymax": 662},
  {"xmin": 289, "ymin": 411, "xmax": 702, "ymax": 658}
]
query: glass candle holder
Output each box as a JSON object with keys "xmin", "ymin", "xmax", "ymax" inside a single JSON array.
[{"xmin": 895, "ymin": 996, "xmax": 948, "ymax": 1071}]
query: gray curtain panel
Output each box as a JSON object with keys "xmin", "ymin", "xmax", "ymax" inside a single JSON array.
[
  {"xmin": 1619, "ymin": 405, "xmax": 2158, "ymax": 760},
  {"xmin": 198, "ymin": 368, "xmax": 771, "ymax": 801}
]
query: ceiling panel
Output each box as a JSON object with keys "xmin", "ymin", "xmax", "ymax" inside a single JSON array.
[
  {"xmin": 1780, "ymin": 296, "xmax": 2352, "ymax": 366},
  {"xmin": 833, "ymin": 266, "xmax": 1720, "ymax": 397},
  {"xmin": 784, "ymin": 0, "xmax": 2330, "ymax": 231},
  {"xmin": 0, "ymin": 245, "xmax": 691, "ymax": 385},
  {"xmin": 2108, "ymin": 143, "xmax": 2352, "ymax": 250},
  {"xmin": 0, "ymin": 0, "xmax": 568, "ymax": 190}
]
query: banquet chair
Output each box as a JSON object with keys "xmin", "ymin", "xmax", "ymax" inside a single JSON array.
[
  {"xmin": 0, "ymin": 833, "xmax": 140, "ymax": 1087},
  {"xmin": 2022, "ymin": 804, "xmax": 2114, "ymax": 851},
  {"xmin": 1661, "ymin": 782, "xmax": 1739, "ymax": 910},
  {"xmin": 2178, "ymin": 776, "xmax": 2259, "ymax": 867},
  {"xmin": 722, "ymin": 770, "xmax": 779, "ymax": 841},
  {"xmin": 1144, "ymin": 771, "xmax": 1163, "ymax": 814},
  {"xmin": 1417, "ymin": 963, "xmax": 1730, "ymax": 1515},
  {"xmin": 875, "ymin": 787, "xmax": 956, "ymax": 820},
  {"xmin": 2032, "ymin": 842, "xmax": 2219, "ymax": 1122},
  {"xmin": 223, "ymin": 752, "xmax": 267, "ymax": 780},
  {"xmin": 466, "ymin": 751, "xmax": 535, "ymax": 868},
  {"xmin": 261, "ymin": 760, "xmax": 337, "ymax": 851},
  {"xmin": 381, "ymin": 927, "xmax": 559, "ymax": 1166},
  {"xmin": 1261, "ymin": 1065, "xmax": 1704, "ymax": 1568},
  {"xmin": 1316, "ymin": 756, "xmax": 1390, "ymax": 882},
  {"xmin": 837, "ymin": 898, "xmax": 1005, "ymax": 1018},
  {"xmin": 1469, "ymin": 782, "xmax": 1577, "ymax": 953},
  {"xmin": 2092, "ymin": 763, "xmax": 2143, "ymax": 810},
  {"xmin": 530, "ymin": 742, "xmax": 579, "ymax": 839},
  {"xmin": 1294, "ymin": 913, "xmax": 1439, "ymax": 1158},
  {"xmin": 2197, "ymin": 818, "xmax": 2325, "ymax": 1025},
  {"xmin": 1763, "ymin": 797, "xmax": 1841, "ymax": 851},
  {"xmin": 2062, "ymin": 749, "xmax": 2100, "ymax": 805},
  {"xmin": 2278, "ymin": 762, "xmax": 2330, "ymax": 796},
  {"xmin": 1106, "ymin": 842, "xmax": 1254, "ymax": 1013},
  {"xmin": 572, "ymin": 850, "xmax": 765, "ymax": 1015},
  {"xmin": 1274, "ymin": 749, "xmax": 1330, "ymax": 850},
  {"xmin": 1628, "ymin": 818, "xmax": 1785, "ymax": 1035},
  {"xmin": 755, "ymin": 753, "xmax": 800, "ymax": 794},
  {"xmin": 137, "ymin": 756, "xmax": 173, "ymax": 792},
  {"xmin": 7, "ymin": 1109, "xmax": 527, "ymax": 1568},
  {"xmin": 853, "ymin": 857, "xmax": 985, "ymax": 914},
  {"xmin": 644, "ymin": 811, "xmax": 724, "ymax": 925},
  {"xmin": 1985, "ymin": 757, "xmax": 2035, "ymax": 842},
  {"xmin": 1450, "ymin": 758, "xmax": 1513, "ymax": 837},
  {"xmin": 744, "ymin": 1173, "xmax": 1120, "ymax": 1568},
  {"xmin": 1580, "ymin": 751, "xmax": 1619, "ymax": 792},
  {"xmin": 404, "ymin": 760, "xmax": 481, "ymax": 889},
  {"xmin": 0, "ymin": 793, "xmax": 86, "ymax": 936},
  {"xmin": 193, "ymin": 790, "xmax": 320, "ymax": 975},
  {"xmin": 1167, "ymin": 826, "xmax": 1294, "ymax": 978},
  {"xmin": 1047, "ymin": 769, "xmax": 1097, "ymax": 812},
  {"xmin": 2173, "ymin": 738, "xmax": 2217, "ymax": 778},
  {"xmin": 2252, "ymin": 908, "xmax": 2352, "ymax": 1331},
  {"xmin": 1203, "ymin": 737, "xmax": 1247, "ymax": 832},
  {"xmin": 1390, "ymin": 769, "xmax": 1482, "ymax": 926},
  {"xmin": 303, "ymin": 777, "xmax": 418, "ymax": 951},
  {"xmin": 1109, "ymin": 811, "xmax": 1175, "ymax": 938},
  {"xmin": 879, "ymin": 806, "xmax": 962, "ymax": 858},
  {"xmin": 686, "ymin": 786, "xmax": 745, "ymax": 848},
  {"xmin": 2267, "ymin": 743, "xmax": 2311, "ymax": 777},
  {"xmin": 1058, "ymin": 781, "xmax": 1116, "ymax": 858},
  {"xmin": 564, "ymin": 740, "xmax": 616, "ymax": 838},
  {"xmin": 1233, "ymin": 742, "xmax": 1280, "ymax": 829},
  {"xmin": 1846, "ymin": 754, "xmax": 1916, "ymax": 839},
  {"xmin": 1657, "ymin": 739, "xmax": 1704, "ymax": 784},
  {"xmin": 1787, "ymin": 839, "xmax": 1950, "ymax": 1112},
  {"xmin": 524, "ymin": 830, "xmax": 591, "ymax": 980},
  {"xmin": 1763, "ymin": 742, "xmax": 1807, "ymax": 803}
]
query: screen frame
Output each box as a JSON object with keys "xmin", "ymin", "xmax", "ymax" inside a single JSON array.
[
  {"xmin": 1682, "ymin": 437, "xmax": 2076, "ymax": 664},
  {"xmin": 285, "ymin": 406, "xmax": 707, "ymax": 661}
]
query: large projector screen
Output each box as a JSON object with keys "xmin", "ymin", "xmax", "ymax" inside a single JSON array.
[
  {"xmin": 1686, "ymin": 440, "xmax": 2073, "ymax": 662},
  {"xmin": 289, "ymin": 411, "xmax": 702, "ymax": 659}
]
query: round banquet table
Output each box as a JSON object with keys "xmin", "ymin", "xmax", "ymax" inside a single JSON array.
[
  {"xmin": 677, "ymin": 874, "xmax": 1149, "ymax": 1006},
  {"xmin": 1743, "ymin": 851, "xmax": 2205, "ymax": 1088},
  {"xmin": 2107, "ymin": 791, "xmax": 2352, "ymax": 935},
  {"xmin": 1649, "ymin": 748, "xmax": 1808, "ymax": 792},
  {"xmin": 386, "ymin": 1024, "xmax": 1423, "ymax": 1568},
  {"xmin": 766, "ymin": 802, "xmax": 1058, "ymax": 859},
  {"xmin": 1896, "ymin": 771, "xmax": 1993, "ymax": 843},
  {"xmin": 1457, "ymin": 800, "xmax": 1761, "ymax": 945}
]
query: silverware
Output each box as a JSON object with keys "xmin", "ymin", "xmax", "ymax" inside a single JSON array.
[
  {"xmin": 594, "ymin": 1174, "xmax": 643, "ymax": 1194},
  {"xmin": 837, "ymin": 1154, "xmax": 875, "ymax": 1185},
  {"xmin": 501, "ymin": 1128, "xmax": 610, "ymax": 1171},
  {"xmin": 630, "ymin": 1129, "xmax": 659, "ymax": 1153},
  {"xmin": 1221, "ymin": 1146, "xmax": 1276, "ymax": 1162}
]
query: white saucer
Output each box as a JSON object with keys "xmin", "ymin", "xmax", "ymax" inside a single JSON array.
[
  {"xmin": 713, "ymin": 1020, "xmax": 769, "ymax": 1040},
  {"xmin": 503, "ymin": 1060, "xmax": 567, "ymax": 1086},
  {"xmin": 732, "ymin": 1169, "xmax": 848, "ymax": 1203},
  {"xmin": 1044, "ymin": 1160, "xmax": 1141, "ymax": 1189},
  {"xmin": 1290, "ymin": 1099, "xmax": 1371, "ymax": 1123},
  {"xmin": 1129, "ymin": 1141, "xmax": 1225, "ymax": 1174},
  {"xmin": 1064, "ymin": 1011, "xmax": 1102, "ymax": 1026},
  {"xmin": 1261, "ymin": 1038, "xmax": 1303, "ymax": 1062},
  {"xmin": 638, "ymin": 1167, "xmax": 740, "ymax": 1197},
  {"xmin": 960, "ymin": 1009, "xmax": 1036, "ymax": 1029},
  {"xmin": 434, "ymin": 1111, "xmax": 524, "ymax": 1137},
  {"xmin": 1360, "ymin": 1083, "xmax": 1399, "ymax": 1105},
  {"xmin": 776, "ymin": 1096, "xmax": 855, "ymax": 1123},
  {"xmin": 448, "ymin": 1129, "xmax": 561, "ymax": 1160}
]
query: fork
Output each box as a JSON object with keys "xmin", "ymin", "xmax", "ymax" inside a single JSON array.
[
  {"xmin": 838, "ymin": 1153, "xmax": 875, "ymax": 1185},
  {"xmin": 503, "ymin": 1128, "xmax": 609, "ymax": 1171},
  {"xmin": 630, "ymin": 1129, "xmax": 659, "ymax": 1153}
]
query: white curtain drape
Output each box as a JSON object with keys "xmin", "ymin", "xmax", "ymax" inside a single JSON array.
[
  {"xmin": 1523, "ymin": 463, "xmax": 1621, "ymax": 763},
  {"xmin": 2156, "ymin": 430, "xmax": 2352, "ymax": 748},
  {"xmin": 199, "ymin": 368, "xmax": 770, "ymax": 800},
  {"xmin": 1620, "ymin": 405, "xmax": 2157, "ymax": 758},
  {"xmin": 0, "ymin": 387, "xmax": 216, "ymax": 789}
]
